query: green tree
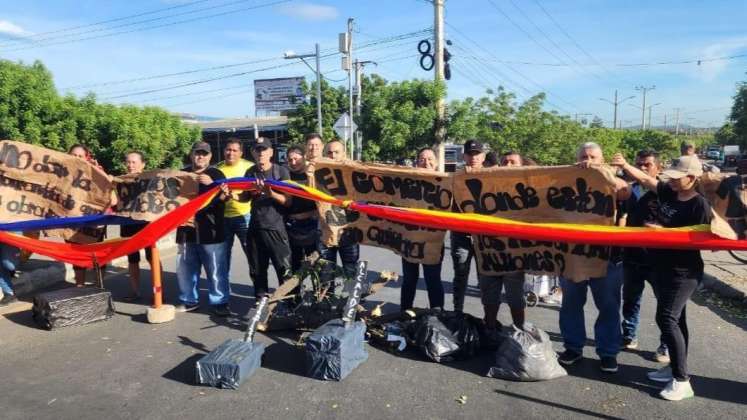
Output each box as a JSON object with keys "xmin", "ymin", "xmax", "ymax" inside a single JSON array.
[
  {"xmin": 0, "ymin": 59, "xmax": 199, "ymax": 173},
  {"xmin": 714, "ymin": 122, "xmax": 738, "ymax": 146},
  {"xmin": 287, "ymin": 79, "xmax": 348, "ymax": 143},
  {"xmin": 729, "ymin": 81, "xmax": 747, "ymax": 147},
  {"xmin": 358, "ymin": 75, "xmax": 443, "ymax": 161}
]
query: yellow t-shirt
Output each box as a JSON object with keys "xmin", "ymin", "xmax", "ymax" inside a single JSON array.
[{"xmin": 217, "ymin": 159, "xmax": 254, "ymax": 217}]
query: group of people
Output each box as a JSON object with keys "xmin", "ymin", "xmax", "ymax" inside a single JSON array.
[
  {"xmin": 398, "ymin": 139, "xmax": 711, "ymax": 402},
  {"xmin": 0, "ymin": 134, "xmax": 716, "ymax": 403}
]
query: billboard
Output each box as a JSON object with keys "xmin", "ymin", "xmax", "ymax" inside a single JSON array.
[{"xmin": 254, "ymin": 77, "xmax": 305, "ymax": 113}]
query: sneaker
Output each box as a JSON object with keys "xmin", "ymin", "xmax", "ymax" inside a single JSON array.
[
  {"xmin": 211, "ymin": 304, "xmax": 232, "ymax": 317},
  {"xmin": 175, "ymin": 303, "xmax": 199, "ymax": 313},
  {"xmin": 558, "ymin": 350, "xmax": 582, "ymax": 366},
  {"xmin": 622, "ymin": 338, "xmax": 639, "ymax": 350},
  {"xmin": 600, "ymin": 356, "xmax": 618, "ymax": 373},
  {"xmin": 0, "ymin": 294, "xmax": 18, "ymax": 307},
  {"xmin": 660, "ymin": 379, "xmax": 694, "ymax": 401},
  {"xmin": 647, "ymin": 366, "xmax": 673, "ymax": 383},
  {"xmin": 654, "ymin": 345, "xmax": 670, "ymax": 364}
]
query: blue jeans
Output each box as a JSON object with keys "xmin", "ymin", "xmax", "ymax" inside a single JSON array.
[
  {"xmin": 401, "ymin": 258, "xmax": 445, "ymax": 310},
  {"xmin": 223, "ymin": 214, "xmax": 251, "ymax": 281},
  {"xmin": 319, "ymin": 235, "xmax": 360, "ymax": 279},
  {"xmin": 176, "ymin": 242, "xmax": 230, "ymax": 306},
  {"xmin": 560, "ymin": 261, "xmax": 623, "ymax": 358},
  {"xmin": 622, "ymin": 263, "xmax": 665, "ymax": 349},
  {"xmin": 0, "ymin": 245, "xmax": 19, "ymax": 296}
]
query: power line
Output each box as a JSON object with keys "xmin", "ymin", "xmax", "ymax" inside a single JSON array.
[
  {"xmin": 99, "ymin": 29, "xmax": 430, "ymax": 100},
  {"xmin": 62, "ymin": 56, "xmax": 285, "ymax": 90},
  {"xmin": 531, "ymin": 1, "xmax": 615, "ymax": 72},
  {"xmin": 3, "ymin": 0, "xmax": 291, "ymax": 52},
  {"xmin": 614, "ymin": 53, "xmax": 747, "ymax": 67},
  {"xmin": 65, "ymin": 29, "xmax": 429, "ymax": 92},
  {"xmin": 134, "ymin": 53, "xmax": 417, "ymax": 108},
  {"xmin": 3, "ymin": 0, "xmax": 259, "ymax": 48},
  {"xmin": 506, "ymin": 0, "xmax": 611, "ymax": 86},
  {"xmin": 0, "ymin": 0, "xmax": 212, "ymax": 45},
  {"xmin": 447, "ymin": 23, "xmax": 579, "ymax": 113},
  {"xmin": 485, "ymin": 0, "xmax": 565, "ymax": 65}
]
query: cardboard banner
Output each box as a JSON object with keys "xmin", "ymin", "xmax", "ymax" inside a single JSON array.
[
  {"xmin": 0, "ymin": 140, "xmax": 113, "ymax": 242},
  {"xmin": 699, "ymin": 172, "xmax": 743, "ymax": 239},
  {"xmin": 452, "ymin": 165, "xmax": 619, "ymax": 281},
  {"xmin": 114, "ymin": 170, "xmax": 198, "ymax": 221},
  {"xmin": 311, "ymin": 159, "xmax": 451, "ymax": 264}
]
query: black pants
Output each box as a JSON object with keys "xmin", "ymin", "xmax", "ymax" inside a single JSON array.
[
  {"xmin": 655, "ymin": 267, "xmax": 700, "ymax": 381},
  {"xmin": 622, "ymin": 263, "xmax": 664, "ymax": 347},
  {"xmin": 450, "ymin": 232, "xmax": 473, "ymax": 312},
  {"xmin": 401, "ymin": 258, "xmax": 444, "ymax": 310},
  {"xmin": 247, "ymin": 228, "xmax": 292, "ymax": 298},
  {"xmin": 287, "ymin": 218, "xmax": 320, "ymax": 273}
]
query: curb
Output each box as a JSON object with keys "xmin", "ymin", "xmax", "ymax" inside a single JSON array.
[
  {"xmin": 701, "ymin": 272, "xmax": 747, "ymax": 305},
  {"xmin": 9, "ymin": 233, "xmax": 177, "ymax": 298}
]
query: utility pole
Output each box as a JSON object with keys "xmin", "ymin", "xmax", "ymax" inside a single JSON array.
[
  {"xmin": 635, "ymin": 85, "xmax": 655, "ymax": 130},
  {"xmin": 284, "ymin": 44, "xmax": 323, "ymax": 135},
  {"xmin": 434, "ymin": 0, "xmax": 446, "ymax": 171},
  {"xmin": 663, "ymin": 113, "xmax": 667, "ymax": 131},
  {"xmin": 598, "ymin": 89, "xmax": 635, "ymax": 129},
  {"xmin": 673, "ymin": 107, "xmax": 682, "ymax": 136},
  {"xmin": 347, "ymin": 18, "xmax": 354, "ymax": 155},
  {"xmin": 354, "ymin": 59, "xmax": 376, "ymax": 160},
  {"xmin": 630, "ymin": 102, "xmax": 660, "ymax": 130}
]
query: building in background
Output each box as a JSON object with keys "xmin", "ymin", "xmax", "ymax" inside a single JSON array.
[{"xmin": 182, "ymin": 115, "xmax": 290, "ymax": 165}]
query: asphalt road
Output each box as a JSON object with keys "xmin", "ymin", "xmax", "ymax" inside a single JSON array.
[{"xmin": 1, "ymin": 243, "xmax": 745, "ymax": 420}]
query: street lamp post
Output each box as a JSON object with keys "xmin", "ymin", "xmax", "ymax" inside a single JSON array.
[{"xmin": 284, "ymin": 44, "xmax": 323, "ymax": 135}]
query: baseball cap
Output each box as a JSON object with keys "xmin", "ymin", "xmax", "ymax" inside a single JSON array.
[
  {"xmin": 463, "ymin": 139, "xmax": 484, "ymax": 154},
  {"xmin": 662, "ymin": 155, "xmax": 703, "ymax": 180},
  {"xmin": 191, "ymin": 141, "xmax": 211, "ymax": 153},
  {"xmin": 253, "ymin": 137, "xmax": 272, "ymax": 150}
]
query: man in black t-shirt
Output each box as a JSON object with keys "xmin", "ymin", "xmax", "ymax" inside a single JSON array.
[
  {"xmin": 620, "ymin": 150, "xmax": 668, "ymax": 361},
  {"xmin": 175, "ymin": 142, "xmax": 232, "ymax": 315},
  {"xmin": 285, "ymin": 145, "xmax": 320, "ymax": 271},
  {"xmin": 243, "ymin": 137, "xmax": 293, "ymax": 298}
]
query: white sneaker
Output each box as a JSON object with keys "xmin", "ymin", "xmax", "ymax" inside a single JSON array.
[
  {"xmin": 647, "ymin": 366, "xmax": 673, "ymax": 383},
  {"xmin": 660, "ymin": 379, "xmax": 694, "ymax": 401}
]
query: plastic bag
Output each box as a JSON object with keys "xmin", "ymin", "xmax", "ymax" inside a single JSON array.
[
  {"xmin": 487, "ymin": 323, "xmax": 567, "ymax": 381},
  {"xmin": 305, "ymin": 319, "xmax": 368, "ymax": 381},
  {"xmin": 409, "ymin": 311, "xmax": 481, "ymax": 363},
  {"xmin": 196, "ymin": 340, "xmax": 265, "ymax": 389},
  {"xmin": 32, "ymin": 287, "xmax": 114, "ymax": 330}
]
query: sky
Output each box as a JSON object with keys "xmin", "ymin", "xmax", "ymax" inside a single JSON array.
[{"xmin": 1, "ymin": 0, "xmax": 745, "ymax": 128}]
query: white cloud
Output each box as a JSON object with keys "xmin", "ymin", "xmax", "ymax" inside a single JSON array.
[
  {"xmin": 278, "ymin": 2, "xmax": 339, "ymax": 21},
  {"xmin": 0, "ymin": 20, "xmax": 31, "ymax": 39}
]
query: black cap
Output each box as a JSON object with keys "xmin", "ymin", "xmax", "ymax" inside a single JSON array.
[
  {"xmin": 463, "ymin": 139, "xmax": 484, "ymax": 154},
  {"xmin": 191, "ymin": 141, "xmax": 211, "ymax": 153},
  {"xmin": 253, "ymin": 137, "xmax": 272, "ymax": 150}
]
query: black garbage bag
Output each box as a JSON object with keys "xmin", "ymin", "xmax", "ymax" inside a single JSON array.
[
  {"xmin": 409, "ymin": 311, "xmax": 481, "ymax": 363},
  {"xmin": 487, "ymin": 323, "xmax": 567, "ymax": 381}
]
